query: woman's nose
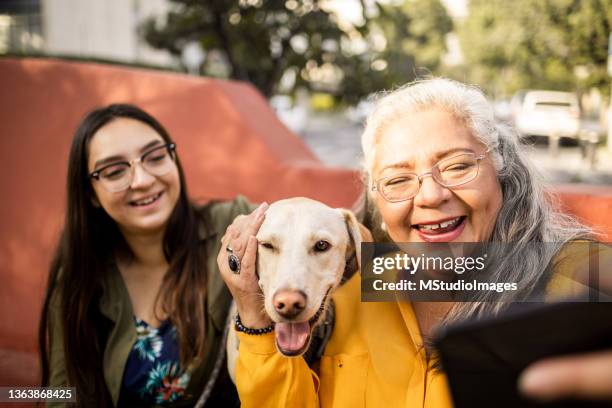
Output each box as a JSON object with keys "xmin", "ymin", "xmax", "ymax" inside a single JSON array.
[
  {"xmin": 130, "ymin": 163, "xmax": 155, "ymax": 189},
  {"xmin": 412, "ymin": 176, "xmax": 450, "ymax": 208}
]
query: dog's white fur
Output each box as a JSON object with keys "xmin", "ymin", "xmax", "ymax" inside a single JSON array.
[{"xmin": 226, "ymin": 197, "xmax": 362, "ymax": 382}]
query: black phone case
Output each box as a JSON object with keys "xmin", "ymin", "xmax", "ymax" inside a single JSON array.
[{"xmin": 435, "ymin": 302, "xmax": 612, "ymax": 408}]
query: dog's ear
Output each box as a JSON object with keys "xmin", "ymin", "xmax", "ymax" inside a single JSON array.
[{"xmin": 339, "ymin": 209, "xmax": 365, "ymax": 280}]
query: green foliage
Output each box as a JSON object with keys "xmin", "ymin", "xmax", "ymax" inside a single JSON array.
[
  {"xmin": 142, "ymin": 0, "xmax": 452, "ymax": 103},
  {"xmin": 340, "ymin": 0, "xmax": 452, "ymax": 103},
  {"xmin": 459, "ymin": 0, "xmax": 612, "ymax": 96},
  {"xmin": 143, "ymin": 0, "xmax": 344, "ymax": 97}
]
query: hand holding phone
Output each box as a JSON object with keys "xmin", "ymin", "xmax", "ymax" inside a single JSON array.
[{"xmin": 435, "ymin": 302, "xmax": 612, "ymax": 408}]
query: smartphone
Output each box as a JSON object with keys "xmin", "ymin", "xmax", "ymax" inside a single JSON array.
[{"xmin": 435, "ymin": 302, "xmax": 612, "ymax": 408}]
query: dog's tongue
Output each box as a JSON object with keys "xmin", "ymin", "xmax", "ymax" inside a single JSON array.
[{"xmin": 275, "ymin": 322, "xmax": 310, "ymax": 352}]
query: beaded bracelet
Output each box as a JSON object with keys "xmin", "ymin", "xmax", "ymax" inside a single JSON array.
[{"xmin": 234, "ymin": 314, "xmax": 275, "ymax": 335}]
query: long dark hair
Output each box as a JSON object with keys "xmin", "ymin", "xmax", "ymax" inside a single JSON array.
[{"xmin": 38, "ymin": 104, "xmax": 210, "ymax": 407}]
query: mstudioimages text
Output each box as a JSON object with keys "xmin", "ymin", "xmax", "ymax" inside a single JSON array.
[{"xmin": 372, "ymin": 279, "xmax": 518, "ymax": 293}]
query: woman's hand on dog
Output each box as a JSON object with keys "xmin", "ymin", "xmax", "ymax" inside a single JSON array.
[{"xmin": 218, "ymin": 202, "xmax": 272, "ymax": 329}]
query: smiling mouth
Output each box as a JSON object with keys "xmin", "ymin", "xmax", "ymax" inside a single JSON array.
[
  {"xmin": 413, "ymin": 216, "xmax": 466, "ymax": 234},
  {"xmin": 129, "ymin": 192, "xmax": 163, "ymax": 207},
  {"xmin": 274, "ymin": 290, "xmax": 330, "ymax": 357}
]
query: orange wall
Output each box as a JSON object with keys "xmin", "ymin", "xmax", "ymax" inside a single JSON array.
[{"xmin": 554, "ymin": 184, "xmax": 612, "ymax": 241}]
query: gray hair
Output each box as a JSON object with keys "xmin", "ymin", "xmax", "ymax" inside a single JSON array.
[{"xmin": 361, "ymin": 78, "xmax": 593, "ymax": 324}]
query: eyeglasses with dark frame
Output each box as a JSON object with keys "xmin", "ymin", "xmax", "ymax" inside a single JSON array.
[
  {"xmin": 89, "ymin": 143, "xmax": 177, "ymax": 193},
  {"xmin": 372, "ymin": 152, "xmax": 487, "ymax": 203}
]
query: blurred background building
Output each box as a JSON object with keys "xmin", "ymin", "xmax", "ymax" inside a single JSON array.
[{"xmin": 1, "ymin": 0, "xmax": 174, "ymax": 66}]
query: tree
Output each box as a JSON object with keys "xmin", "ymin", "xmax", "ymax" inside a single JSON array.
[
  {"xmin": 339, "ymin": 0, "xmax": 452, "ymax": 103},
  {"xmin": 459, "ymin": 0, "xmax": 612, "ymax": 97},
  {"xmin": 142, "ymin": 0, "xmax": 452, "ymax": 104}
]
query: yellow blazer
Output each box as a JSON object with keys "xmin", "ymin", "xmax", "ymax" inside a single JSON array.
[{"xmin": 236, "ymin": 272, "xmax": 453, "ymax": 408}]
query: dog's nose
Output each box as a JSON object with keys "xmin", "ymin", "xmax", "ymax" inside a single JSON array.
[{"xmin": 273, "ymin": 290, "xmax": 307, "ymax": 318}]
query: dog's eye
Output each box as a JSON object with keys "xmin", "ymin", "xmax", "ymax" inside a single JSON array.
[
  {"xmin": 314, "ymin": 240, "xmax": 330, "ymax": 252},
  {"xmin": 260, "ymin": 242, "xmax": 274, "ymax": 250}
]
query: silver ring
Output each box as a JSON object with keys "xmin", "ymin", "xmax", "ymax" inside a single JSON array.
[{"xmin": 226, "ymin": 245, "xmax": 234, "ymax": 253}]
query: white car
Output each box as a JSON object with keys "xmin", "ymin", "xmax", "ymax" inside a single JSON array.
[{"xmin": 513, "ymin": 90, "xmax": 581, "ymax": 139}]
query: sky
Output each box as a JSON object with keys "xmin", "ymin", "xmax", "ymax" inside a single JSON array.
[{"xmin": 323, "ymin": 0, "xmax": 468, "ymax": 24}]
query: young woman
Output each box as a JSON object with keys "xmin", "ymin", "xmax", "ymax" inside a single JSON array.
[{"xmin": 38, "ymin": 104, "xmax": 264, "ymax": 407}]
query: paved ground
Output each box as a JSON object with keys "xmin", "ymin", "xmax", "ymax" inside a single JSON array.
[{"xmin": 299, "ymin": 113, "xmax": 612, "ymax": 186}]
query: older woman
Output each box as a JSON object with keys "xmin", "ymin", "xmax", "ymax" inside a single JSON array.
[{"xmin": 218, "ymin": 78, "xmax": 593, "ymax": 407}]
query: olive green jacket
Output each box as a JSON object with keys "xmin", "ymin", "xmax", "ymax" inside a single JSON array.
[{"xmin": 48, "ymin": 197, "xmax": 254, "ymax": 407}]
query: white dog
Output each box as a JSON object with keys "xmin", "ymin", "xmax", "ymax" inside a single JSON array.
[{"xmin": 226, "ymin": 197, "xmax": 363, "ymax": 381}]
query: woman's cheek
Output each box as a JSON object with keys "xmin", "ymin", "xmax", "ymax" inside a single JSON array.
[{"xmin": 379, "ymin": 201, "xmax": 412, "ymax": 240}]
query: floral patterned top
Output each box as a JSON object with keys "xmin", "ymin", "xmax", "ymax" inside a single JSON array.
[{"xmin": 119, "ymin": 317, "xmax": 192, "ymax": 406}]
